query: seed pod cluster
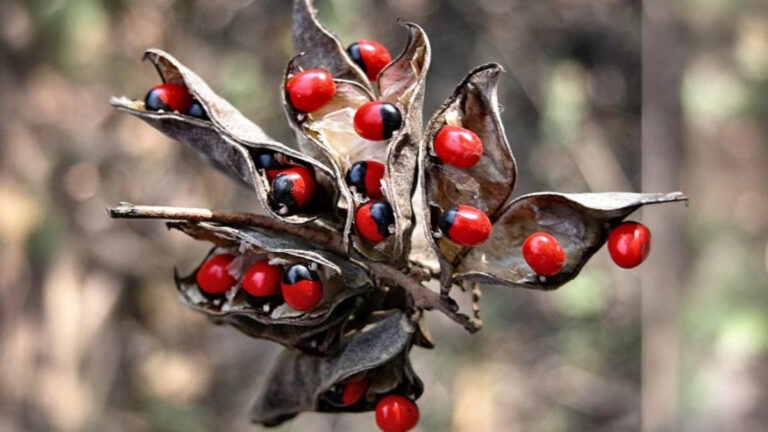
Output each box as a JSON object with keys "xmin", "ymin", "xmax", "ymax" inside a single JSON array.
[{"xmin": 108, "ymin": 0, "xmax": 687, "ymax": 428}]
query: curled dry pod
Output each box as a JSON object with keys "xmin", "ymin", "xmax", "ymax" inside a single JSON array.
[
  {"xmin": 169, "ymin": 221, "xmax": 373, "ymax": 354},
  {"xmin": 454, "ymin": 192, "xmax": 688, "ymax": 289},
  {"xmin": 284, "ymin": 11, "xmax": 431, "ymax": 265},
  {"xmin": 110, "ymin": 49, "xmax": 341, "ymax": 226},
  {"xmin": 292, "ymin": 0, "xmax": 371, "ymax": 91},
  {"xmin": 250, "ymin": 311, "xmax": 423, "ymax": 426},
  {"xmin": 418, "ymin": 64, "xmax": 517, "ymax": 286}
]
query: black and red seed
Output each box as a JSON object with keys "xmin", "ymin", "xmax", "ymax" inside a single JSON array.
[
  {"xmin": 345, "ymin": 160, "xmax": 385, "ymax": 199},
  {"xmin": 145, "ymin": 83, "xmax": 193, "ymax": 113},
  {"xmin": 271, "ymin": 166, "xmax": 317, "ymax": 212},
  {"xmin": 347, "ymin": 40, "xmax": 392, "ymax": 81},
  {"xmin": 281, "ymin": 263, "xmax": 323, "ymax": 311},
  {"xmin": 354, "ymin": 101, "xmax": 402, "ymax": 141},
  {"xmin": 355, "ymin": 200, "xmax": 395, "ymax": 243},
  {"xmin": 438, "ymin": 205, "xmax": 492, "ymax": 247}
]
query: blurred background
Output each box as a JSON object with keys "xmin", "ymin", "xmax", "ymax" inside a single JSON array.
[{"xmin": 0, "ymin": 0, "xmax": 766, "ymax": 431}]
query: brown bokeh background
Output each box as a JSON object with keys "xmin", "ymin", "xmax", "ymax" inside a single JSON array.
[{"xmin": 1, "ymin": 0, "xmax": 766, "ymax": 431}]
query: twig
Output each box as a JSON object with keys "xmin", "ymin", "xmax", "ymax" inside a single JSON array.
[
  {"xmin": 108, "ymin": 202, "xmax": 480, "ymax": 333},
  {"xmin": 108, "ymin": 202, "xmax": 346, "ymax": 254}
]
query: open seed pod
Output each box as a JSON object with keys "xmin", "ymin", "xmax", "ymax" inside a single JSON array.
[
  {"xmin": 250, "ymin": 311, "xmax": 422, "ymax": 427},
  {"xmin": 419, "ymin": 64, "xmax": 517, "ymax": 286},
  {"xmin": 284, "ymin": 8, "xmax": 431, "ymax": 264},
  {"xmin": 168, "ymin": 221, "xmax": 373, "ymax": 353},
  {"xmin": 292, "ymin": 0, "xmax": 372, "ymax": 91},
  {"xmin": 110, "ymin": 49, "xmax": 342, "ymax": 226},
  {"xmin": 454, "ymin": 192, "xmax": 688, "ymax": 289}
]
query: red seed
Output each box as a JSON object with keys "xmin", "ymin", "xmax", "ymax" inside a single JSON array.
[
  {"xmin": 355, "ymin": 201, "xmax": 394, "ymax": 243},
  {"xmin": 272, "ymin": 166, "xmax": 317, "ymax": 210},
  {"xmin": 439, "ymin": 205, "xmax": 492, "ymax": 247},
  {"xmin": 354, "ymin": 101, "xmax": 402, "ymax": 140},
  {"xmin": 348, "ymin": 40, "xmax": 392, "ymax": 81},
  {"xmin": 281, "ymin": 264, "xmax": 323, "ymax": 312},
  {"xmin": 144, "ymin": 83, "xmax": 193, "ymax": 113},
  {"xmin": 286, "ymin": 69, "xmax": 336, "ymax": 113},
  {"xmin": 522, "ymin": 232, "xmax": 566, "ymax": 276},
  {"xmin": 341, "ymin": 375, "xmax": 369, "ymax": 406},
  {"xmin": 608, "ymin": 221, "xmax": 651, "ymax": 268},
  {"xmin": 433, "ymin": 125, "xmax": 484, "ymax": 168},
  {"xmin": 242, "ymin": 260, "xmax": 282, "ymax": 297},
  {"xmin": 196, "ymin": 254, "xmax": 236, "ymax": 295},
  {"xmin": 375, "ymin": 395, "xmax": 419, "ymax": 432}
]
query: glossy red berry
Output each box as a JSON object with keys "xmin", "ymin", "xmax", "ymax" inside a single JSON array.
[
  {"xmin": 354, "ymin": 101, "xmax": 402, "ymax": 141},
  {"xmin": 272, "ymin": 166, "xmax": 317, "ymax": 211},
  {"xmin": 281, "ymin": 263, "xmax": 323, "ymax": 311},
  {"xmin": 286, "ymin": 69, "xmax": 336, "ymax": 113},
  {"xmin": 345, "ymin": 160, "xmax": 385, "ymax": 199},
  {"xmin": 439, "ymin": 205, "xmax": 492, "ymax": 247},
  {"xmin": 355, "ymin": 200, "xmax": 394, "ymax": 243},
  {"xmin": 145, "ymin": 83, "xmax": 193, "ymax": 113},
  {"xmin": 522, "ymin": 232, "xmax": 566, "ymax": 276},
  {"xmin": 341, "ymin": 375, "xmax": 369, "ymax": 406},
  {"xmin": 608, "ymin": 221, "xmax": 651, "ymax": 268},
  {"xmin": 434, "ymin": 125, "xmax": 484, "ymax": 168},
  {"xmin": 375, "ymin": 395, "xmax": 419, "ymax": 432},
  {"xmin": 196, "ymin": 254, "xmax": 236, "ymax": 296},
  {"xmin": 185, "ymin": 100, "xmax": 209, "ymax": 120},
  {"xmin": 347, "ymin": 40, "xmax": 392, "ymax": 81},
  {"xmin": 242, "ymin": 260, "xmax": 282, "ymax": 298}
]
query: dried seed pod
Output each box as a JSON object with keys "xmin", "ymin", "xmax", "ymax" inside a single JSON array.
[
  {"xmin": 282, "ymin": 22, "xmax": 430, "ymax": 265},
  {"xmin": 292, "ymin": 0, "xmax": 372, "ymax": 91},
  {"xmin": 453, "ymin": 192, "xmax": 687, "ymax": 289},
  {"xmin": 110, "ymin": 49, "xmax": 342, "ymax": 226},
  {"xmin": 417, "ymin": 64, "xmax": 517, "ymax": 287},
  {"xmin": 250, "ymin": 311, "xmax": 422, "ymax": 426},
  {"xmin": 169, "ymin": 222, "xmax": 373, "ymax": 353}
]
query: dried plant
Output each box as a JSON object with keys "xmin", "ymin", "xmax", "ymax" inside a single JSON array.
[{"xmin": 108, "ymin": 0, "xmax": 686, "ymax": 428}]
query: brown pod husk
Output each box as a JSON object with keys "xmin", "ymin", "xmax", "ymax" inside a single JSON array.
[
  {"xmin": 292, "ymin": 0, "xmax": 371, "ymax": 91},
  {"xmin": 250, "ymin": 311, "xmax": 421, "ymax": 427},
  {"xmin": 110, "ymin": 49, "xmax": 341, "ymax": 226},
  {"xmin": 168, "ymin": 222, "xmax": 372, "ymax": 331},
  {"xmin": 418, "ymin": 64, "xmax": 517, "ymax": 286},
  {"xmin": 283, "ymin": 21, "xmax": 430, "ymax": 266},
  {"xmin": 454, "ymin": 192, "xmax": 688, "ymax": 289}
]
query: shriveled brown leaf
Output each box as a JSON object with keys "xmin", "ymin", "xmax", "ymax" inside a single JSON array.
[
  {"xmin": 454, "ymin": 192, "xmax": 688, "ymax": 289},
  {"xmin": 110, "ymin": 49, "xmax": 342, "ymax": 226},
  {"xmin": 419, "ymin": 63, "xmax": 517, "ymax": 284},
  {"xmin": 250, "ymin": 311, "xmax": 420, "ymax": 426}
]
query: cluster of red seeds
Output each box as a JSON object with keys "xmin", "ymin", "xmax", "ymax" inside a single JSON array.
[
  {"xmin": 196, "ymin": 254, "xmax": 324, "ymax": 312},
  {"xmin": 285, "ymin": 40, "xmax": 405, "ymax": 245},
  {"xmin": 431, "ymin": 126, "xmax": 493, "ymax": 248},
  {"xmin": 284, "ymin": 39, "xmax": 421, "ymax": 431},
  {"xmin": 522, "ymin": 221, "xmax": 652, "ymax": 277},
  {"xmin": 144, "ymin": 84, "xmax": 319, "ymax": 215}
]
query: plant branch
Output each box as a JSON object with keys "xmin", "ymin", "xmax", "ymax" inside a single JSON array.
[
  {"xmin": 108, "ymin": 202, "xmax": 480, "ymax": 333},
  {"xmin": 108, "ymin": 202, "xmax": 346, "ymax": 254}
]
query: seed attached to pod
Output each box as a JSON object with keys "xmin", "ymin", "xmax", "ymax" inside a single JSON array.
[
  {"xmin": 196, "ymin": 254, "xmax": 236, "ymax": 297},
  {"xmin": 522, "ymin": 232, "xmax": 566, "ymax": 277},
  {"xmin": 354, "ymin": 101, "xmax": 402, "ymax": 141},
  {"xmin": 281, "ymin": 263, "xmax": 323, "ymax": 312},
  {"xmin": 433, "ymin": 125, "xmax": 483, "ymax": 168},
  {"xmin": 438, "ymin": 205, "xmax": 492, "ymax": 247},
  {"xmin": 185, "ymin": 100, "xmax": 209, "ymax": 120},
  {"xmin": 355, "ymin": 200, "xmax": 395, "ymax": 243},
  {"xmin": 327, "ymin": 375, "xmax": 369, "ymax": 407},
  {"xmin": 347, "ymin": 39, "xmax": 392, "ymax": 81},
  {"xmin": 345, "ymin": 160, "xmax": 385, "ymax": 199},
  {"xmin": 272, "ymin": 166, "xmax": 317, "ymax": 212},
  {"xmin": 286, "ymin": 69, "xmax": 336, "ymax": 113},
  {"xmin": 145, "ymin": 83, "xmax": 193, "ymax": 113},
  {"xmin": 242, "ymin": 259, "xmax": 282, "ymax": 300},
  {"xmin": 608, "ymin": 221, "xmax": 651, "ymax": 269},
  {"xmin": 255, "ymin": 151, "xmax": 286, "ymax": 181},
  {"xmin": 375, "ymin": 395, "xmax": 419, "ymax": 432}
]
